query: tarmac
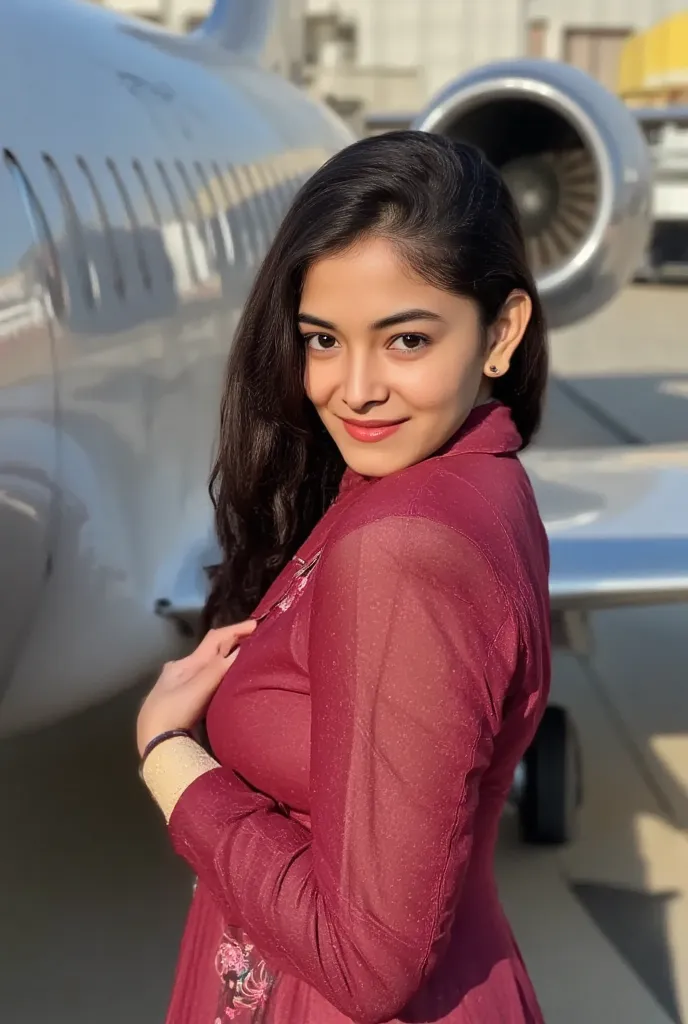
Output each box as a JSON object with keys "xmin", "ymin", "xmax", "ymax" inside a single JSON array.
[{"xmin": 1, "ymin": 283, "xmax": 687, "ymax": 1023}]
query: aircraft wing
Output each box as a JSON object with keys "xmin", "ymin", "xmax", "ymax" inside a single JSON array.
[
  {"xmin": 522, "ymin": 445, "xmax": 688, "ymax": 611},
  {"xmin": 158, "ymin": 445, "xmax": 688, "ymax": 636},
  {"xmin": 633, "ymin": 106, "xmax": 688, "ymax": 129}
]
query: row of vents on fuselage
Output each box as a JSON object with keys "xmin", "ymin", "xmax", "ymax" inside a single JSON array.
[{"xmin": 3, "ymin": 149, "xmax": 312, "ymax": 316}]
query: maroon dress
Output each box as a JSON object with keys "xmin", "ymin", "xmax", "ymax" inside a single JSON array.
[{"xmin": 165, "ymin": 401, "xmax": 551, "ymax": 1024}]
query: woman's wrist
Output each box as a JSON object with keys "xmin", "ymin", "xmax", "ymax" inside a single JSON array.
[
  {"xmin": 139, "ymin": 728, "xmax": 193, "ymax": 770},
  {"xmin": 140, "ymin": 734, "xmax": 220, "ymax": 822}
]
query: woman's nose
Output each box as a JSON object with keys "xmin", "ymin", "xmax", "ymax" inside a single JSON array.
[{"xmin": 342, "ymin": 353, "xmax": 389, "ymax": 411}]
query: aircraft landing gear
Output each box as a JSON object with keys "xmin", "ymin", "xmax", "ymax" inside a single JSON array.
[{"xmin": 515, "ymin": 705, "xmax": 583, "ymax": 845}]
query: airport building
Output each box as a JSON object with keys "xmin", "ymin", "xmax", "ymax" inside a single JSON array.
[
  {"xmin": 302, "ymin": 0, "xmax": 526, "ymax": 128},
  {"xmin": 301, "ymin": 0, "xmax": 688, "ymax": 130},
  {"xmin": 92, "ymin": 1, "xmax": 688, "ymax": 127},
  {"xmin": 528, "ymin": 1, "xmax": 688, "ymax": 96}
]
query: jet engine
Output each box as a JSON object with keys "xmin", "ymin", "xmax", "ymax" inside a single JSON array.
[{"xmin": 412, "ymin": 60, "xmax": 653, "ymax": 329}]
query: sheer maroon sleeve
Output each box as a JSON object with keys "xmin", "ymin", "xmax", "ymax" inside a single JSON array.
[{"xmin": 168, "ymin": 515, "xmax": 518, "ymax": 1023}]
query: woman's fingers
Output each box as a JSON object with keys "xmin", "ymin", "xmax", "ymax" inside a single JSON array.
[
  {"xmin": 191, "ymin": 648, "xmax": 240, "ymax": 699},
  {"xmin": 214, "ymin": 620, "xmax": 257, "ymax": 657},
  {"xmin": 182, "ymin": 620, "xmax": 257, "ymax": 670}
]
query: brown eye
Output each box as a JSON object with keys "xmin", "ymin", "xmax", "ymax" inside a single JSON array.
[
  {"xmin": 305, "ymin": 333, "xmax": 339, "ymax": 351},
  {"xmin": 389, "ymin": 333, "xmax": 430, "ymax": 353}
]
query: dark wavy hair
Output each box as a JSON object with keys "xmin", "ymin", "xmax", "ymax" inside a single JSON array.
[{"xmin": 203, "ymin": 130, "xmax": 548, "ymax": 627}]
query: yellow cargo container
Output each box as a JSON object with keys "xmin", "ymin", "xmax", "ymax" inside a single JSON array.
[{"xmin": 619, "ymin": 12, "xmax": 688, "ymax": 106}]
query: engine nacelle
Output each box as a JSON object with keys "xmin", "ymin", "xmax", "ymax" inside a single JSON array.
[{"xmin": 412, "ymin": 59, "xmax": 653, "ymax": 329}]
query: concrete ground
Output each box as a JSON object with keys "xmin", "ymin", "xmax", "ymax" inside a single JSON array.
[{"xmin": 1, "ymin": 283, "xmax": 687, "ymax": 1023}]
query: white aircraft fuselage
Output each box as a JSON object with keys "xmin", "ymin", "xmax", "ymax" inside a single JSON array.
[
  {"xmin": 0, "ymin": 0, "xmax": 351, "ymax": 734},
  {"xmin": 1, "ymin": 0, "xmax": 687, "ymax": 746}
]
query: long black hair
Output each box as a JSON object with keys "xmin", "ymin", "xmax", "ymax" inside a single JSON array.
[{"xmin": 203, "ymin": 130, "xmax": 548, "ymax": 627}]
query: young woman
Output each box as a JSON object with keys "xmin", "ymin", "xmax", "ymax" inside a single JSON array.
[{"xmin": 137, "ymin": 130, "xmax": 550, "ymax": 1024}]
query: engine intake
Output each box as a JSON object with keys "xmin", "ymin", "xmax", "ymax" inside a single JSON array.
[{"xmin": 412, "ymin": 60, "xmax": 653, "ymax": 329}]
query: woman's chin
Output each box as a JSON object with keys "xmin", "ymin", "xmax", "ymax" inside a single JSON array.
[{"xmin": 337, "ymin": 441, "xmax": 424, "ymax": 479}]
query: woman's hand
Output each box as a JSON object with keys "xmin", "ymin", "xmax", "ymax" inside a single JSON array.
[{"xmin": 136, "ymin": 621, "xmax": 257, "ymax": 757}]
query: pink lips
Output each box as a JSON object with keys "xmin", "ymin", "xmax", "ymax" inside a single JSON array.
[{"xmin": 340, "ymin": 418, "xmax": 407, "ymax": 443}]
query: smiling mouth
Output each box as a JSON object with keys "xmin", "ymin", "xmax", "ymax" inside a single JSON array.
[{"xmin": 339, "ymin": 417, "xmax": 409, "ymax": 443}]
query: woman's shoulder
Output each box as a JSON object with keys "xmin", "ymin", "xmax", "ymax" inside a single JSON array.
[
  {"xmin": 326, "ymin": 451, "xmax": 548, "ymax": 608},
  {"xmin": 335, "ymin": 448, "xmax": 535, "ymax": 542}
]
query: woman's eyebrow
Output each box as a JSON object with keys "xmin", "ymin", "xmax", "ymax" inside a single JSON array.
[
  {"xmin": 297, "ymin": 313, "xmax": 336, "ymax": 330},
  {"xmin": 372, "ymin": 309, "xmax": 445, "ymax": 330},
  {"xmin": 297, "ymin": 309, "xmax": 445, "ymax": 331}
]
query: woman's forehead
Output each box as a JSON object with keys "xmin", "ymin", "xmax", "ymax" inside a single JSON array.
[{"xmin": 299, "ymin": 239, "xmax": 472, "ymax": 327}]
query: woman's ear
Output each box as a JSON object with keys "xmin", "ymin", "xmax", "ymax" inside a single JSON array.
[{"xmin": 483, "ymin": 290, "xmax": 532, "ymax": 379}]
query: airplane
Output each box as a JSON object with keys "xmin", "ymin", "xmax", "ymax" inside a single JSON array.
[{"xmin": 1, "ymin": 0, "xmax": 687, "ymax": 849}]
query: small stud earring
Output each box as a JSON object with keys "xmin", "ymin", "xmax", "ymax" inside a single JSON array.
[{"xmin": 489, "ymin": 364, "xmax": 500, "ymax": 375}]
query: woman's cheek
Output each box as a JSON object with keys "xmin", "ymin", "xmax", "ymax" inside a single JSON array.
[
  {"xmin": 396, "ymin": 362, "xmax": 467, "ymax": 412},
  {"xmin": 305, "ymin": 358, "xmax": 338, "ymax": 407},
  {"xmin": 412, "ymin": 349, "xmax": 485, "ymax": 412}
]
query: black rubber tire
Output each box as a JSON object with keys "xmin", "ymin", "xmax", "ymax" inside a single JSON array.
[{"xmin": 519, "ymin": 705, "xmax": 582, "ymax": 846}]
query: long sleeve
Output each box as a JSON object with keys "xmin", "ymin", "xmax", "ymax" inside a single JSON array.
[{"xmin": 167, "ymin": 514, "xmax": 519, "ymax": 1024}]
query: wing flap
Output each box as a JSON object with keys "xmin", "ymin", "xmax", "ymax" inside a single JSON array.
[{"xmin": 523, "ymin": 445, "xmax": 688, "ymax": 611}]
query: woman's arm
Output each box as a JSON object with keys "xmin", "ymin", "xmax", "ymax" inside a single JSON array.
[{"xmin": 144, "ymin": 515, "xmax": 518, "ymax": 1024}]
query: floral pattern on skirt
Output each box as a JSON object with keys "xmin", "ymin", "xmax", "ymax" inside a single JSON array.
[{"xmin": 213, "ymin": 930, "xmax": 275, "ymax": 1022}]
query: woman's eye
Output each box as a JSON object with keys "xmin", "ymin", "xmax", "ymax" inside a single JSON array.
[
  {"xmin": 305, "ymin": 333, "xmax": 339, "ymax": 351},
  {"xmin": 389, "ymin": 333, "xmax": 429, "ymax": 353}
]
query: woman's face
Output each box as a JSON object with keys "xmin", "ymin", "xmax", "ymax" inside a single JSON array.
[{"xmin": 299, "ymin": 235, "xmax": 530, "ymax": 477}]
